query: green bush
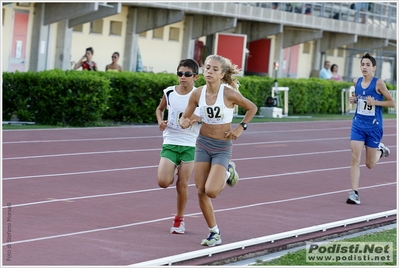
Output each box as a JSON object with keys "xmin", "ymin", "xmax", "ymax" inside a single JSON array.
[
  {"xmin": 3, "ymin": 69, "xmax": 111, "ymax": 126},
  {"xmin": 100, "ymin": 71, "xmax": 178, "ymax": 123},
  {"xmin": 2, "ymin": 70, "xmax": 396, "ymax": 126}
]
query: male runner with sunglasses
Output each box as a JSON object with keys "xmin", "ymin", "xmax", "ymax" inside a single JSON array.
[{"xmin": 155, "ymin": 59, "xmax": 201, "ymax": 234}]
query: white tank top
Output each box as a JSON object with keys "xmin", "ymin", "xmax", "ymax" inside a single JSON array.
[
  {"xmin": 162, "ymin": 86, "xmax": 200, "ymax": 146},
  {"xmin": 199, "ymin": 84, "xmax": 234, "ymax": 124}
]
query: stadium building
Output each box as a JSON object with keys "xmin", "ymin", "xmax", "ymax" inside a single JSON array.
[{"xmin": 2, "ymin": 2, "xmax": 397, "ymax": 83}]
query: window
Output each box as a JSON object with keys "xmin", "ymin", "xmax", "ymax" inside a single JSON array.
[
  {"xmin": 153, "ymin": 27, "xmax": 164, "ymax": 39},
  {"xmin": 73, "ymin": 24, "xmax": 83, "ymax": 32},
  {"xmin": 302, "ymin": 42, "xmax": 311, "ymax": 54},
  {"xmin": 327, "ymin": 49, "xmax": 335, "ymax": 56},
  {"xmin": 169, "ymin": 27, "xmax": 180, "ymax": 41},
  {"xmin": 90, "ymin": 19, "xmax": 103, "ymax": 34},
  {"xmin": 139, "ymin": 31, "xmax": 147, "ymax": 37},
  {"xmin": 110, "ymin": 21, "xmax": 122, "ymax": 36},
  {"xmin": 337, "ymin": 47, "xmax": 345, "ymax": 57}
]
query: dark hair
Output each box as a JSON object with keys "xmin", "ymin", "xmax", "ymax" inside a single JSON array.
[
  {"xmin": 177, "ymin": 59, "xmax": 199, "ymax": 74},
  {"xmin": 361, "ymin": 52, "xmax": 376, "ymax": 66},
  {"xmin": 113, "ymin": 52, "xmax": 120, "ymax": 57},
  {"xmin": 86, "ymin": 47, "xmax": 94, "ymax": 54},
  {"xmin": 330, "ymin": 64, "xmax": 338, "ymax": 72}
]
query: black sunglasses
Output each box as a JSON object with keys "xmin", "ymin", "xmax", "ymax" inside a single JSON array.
[{"xmin": 177, "ymin": 71, "xmax": 196, "ymax": 77}]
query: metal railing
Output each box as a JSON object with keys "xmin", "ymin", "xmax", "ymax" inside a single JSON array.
[
  {"xmin": 240, "ymin": 2, "xmax": 397, "ymax": 30},
  {"xmin": 342, "ymin": 86, "xmax": 356, "ymax": 115},
  {"xmin": 388, "ymin": 90, "xmax": 397, "ymax": 114}
]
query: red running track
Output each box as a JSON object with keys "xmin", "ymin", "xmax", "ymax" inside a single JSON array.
[{"xmin": 2, "ymin": 119, "xmax": 397, "ymax": 265}]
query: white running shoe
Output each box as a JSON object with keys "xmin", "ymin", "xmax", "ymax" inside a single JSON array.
[
  {"xmin": 346, "ymin": 190, "xmax": 361, "ymax": 205},
  {"xmin": 378, "ymin": 142, "xmax": 390, "ymax": 158},
  {"xmin": 200, "ymin": 230, "xmax": 221, "ymax": 246},
  {"xmin": 226, "ymin": 162, "xmax": 239, "ymax": 187},
  {"xmin": 170, "ymin": 218, "xmax": 185, "ymax": 234}
]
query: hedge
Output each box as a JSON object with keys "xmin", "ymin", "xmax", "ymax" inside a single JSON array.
[{"xmin": 2, "ymin": 70, "xmax": 395, "ymax": 126}]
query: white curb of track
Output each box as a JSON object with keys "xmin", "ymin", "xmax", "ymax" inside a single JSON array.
[{"xmin": 129, "ymin": 209, "xmax": 396, "ymax": 266}]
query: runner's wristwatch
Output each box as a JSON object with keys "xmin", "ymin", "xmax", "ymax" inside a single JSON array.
[{"xmin": 240, "ymin": 122, "xmax": 247, "ymax": 130}]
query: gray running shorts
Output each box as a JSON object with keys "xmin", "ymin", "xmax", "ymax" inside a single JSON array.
[{"xmin": 195, "ymin": 134, "xmax": 232, "ymax": 168}]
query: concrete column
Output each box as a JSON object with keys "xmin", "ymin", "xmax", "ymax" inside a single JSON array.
[
  {"xmin": 181, "ymin": 15, "xmax": 195, "ymax": 60},
  {"xmin": 310, "ymin": 39, "xmax": 322, "ymax": 77},
  {"xmin": 29, "ymin": 3, "xmax": 51, "ymax": 71},
  {"xmin": 124, "ymin": 7, "xmax": 139, "ymax": 72},
  {"xmin": 54, "ymin": 20, "xmax": 73, "ymax": 70},
  {"xmin": 273, "ymin": 33, "xmax": 284, "ymax": 78}
]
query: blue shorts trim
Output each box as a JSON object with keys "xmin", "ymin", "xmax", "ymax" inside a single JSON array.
[{"xmin": 350, "ymin": 125, "xmax": 383, "ymax": 148}]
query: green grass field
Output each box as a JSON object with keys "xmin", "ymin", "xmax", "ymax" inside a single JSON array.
[{"xmin": 253, "ymin": 228, "xmax": 397, "ymax": 266}]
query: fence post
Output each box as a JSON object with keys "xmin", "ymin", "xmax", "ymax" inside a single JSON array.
[
  {"xmin": 341, "ymin": 86, "xmax": 356, "ymax": 115},
  {"xmin": 388, "ymin": 90, "xmax": 396, "ymax": 114}
]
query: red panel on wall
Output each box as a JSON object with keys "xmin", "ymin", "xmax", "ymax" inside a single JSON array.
[
  {"xmin": 246, "ymin": 39, "xmax": 271, "ymax": 75},
  {"xmin": 12, "ymin": 11, "xmax": 29, "ymax": 59},
  {"xmin": 215, "ymin": 33, "xmax": 246, "ymax": 71},
  {"xmin": 9, "ymin": 10, "xmax": 29, "ymax": 72},
  {"xmin": 282, "ymin": 44, "xmax": 300, "ymax": 78},
  {"xmin": 194, "ymin": 40, "xmax": 204, "ymax": 67}
]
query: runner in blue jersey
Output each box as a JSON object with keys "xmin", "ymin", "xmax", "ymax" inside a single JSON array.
[{"xmin": 346, "ymin": 52, "xmax": 395, "ymax": 205}]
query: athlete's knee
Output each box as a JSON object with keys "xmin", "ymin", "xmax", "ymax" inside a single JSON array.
[
  {"xmin": 176, "ymin": 178, "xmax": 188, "ymax": 192},
  {"xmin": 158, "ymin": 177, "xmax": 172, "ymax": 188},
  {"xmin": 365, "ymin": 160, "xmax": 376, "ymax": 169},
  {"xmin": 351, "ymin": 152, "xmax": 361, "ymax": 164},
  {"xmin": 205, "ymin": 188, "xmax": 220, "ymax": 199}
]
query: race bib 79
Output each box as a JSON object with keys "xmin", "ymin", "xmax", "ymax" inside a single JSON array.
[{"xmin": 357, "ymin": 99, "xmax": 375, "ymax": 116}]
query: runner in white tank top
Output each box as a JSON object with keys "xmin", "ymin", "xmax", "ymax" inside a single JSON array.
[
  {"xmin": 155, "ymin": 59, "xmax": 201, "ymax": 234},
  {"xmin": 179, "ymin": 55, "xmax": 258, "ymax": 246},
  {"xmin": 198, "ymin": 83, "xmax": 235, "ymax": 125}
]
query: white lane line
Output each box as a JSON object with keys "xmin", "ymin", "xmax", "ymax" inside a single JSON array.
[
  {"xmin": 2, "ymin": 135, "xmax": 162, "ymax": 144},
  {"xmin": 3, "ymin": 134, "xmax": 396, "ymax": 160},
  {"xmin": 3, "ymin": 126, "xmax": 396, "ymax": 144},
  {"xmin": 2, "ymin": 182, "xmax": 395, "ymax": 247},
  {"xmin": 2, "ymin": 125, "xmax": 158, "ymax": 132},
  {"xmin": 3, "ymin": 165, "xmax": 159, "ymax": 181},
  {"xmin": 3, "ymin": 151, "xmax": 396, "ymax": 181},
  {"xmin": 3, "ymin": 161, "xmax": 396, "ymax": 209},
  {"xmin": 3, "ymin": 128, "xmax": 340, "ymax": 144},
  {"xmin": 3, "ymin": 148, "xmax": 161, "ymax": 160}
]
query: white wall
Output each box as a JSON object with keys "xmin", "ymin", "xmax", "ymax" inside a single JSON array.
[
  {"xmin": 137, "ymin": 21, "xmax": 184, "ymax": 74},
  {"xmin": 2, "ymin": 5, "xmax": 13, "ymax": 71},
  {"xmin": 297, "ymin": 43, "xmax": 313, "ymax": 79}
]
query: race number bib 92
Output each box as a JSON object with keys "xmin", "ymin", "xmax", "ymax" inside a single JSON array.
[
  {"xmin": 357, "ymin": 99, "xmax": 375, "ymax": 116},
  {"xmin": 203, "ymin": 105, "xmax": 224, "ymax": 123}
]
